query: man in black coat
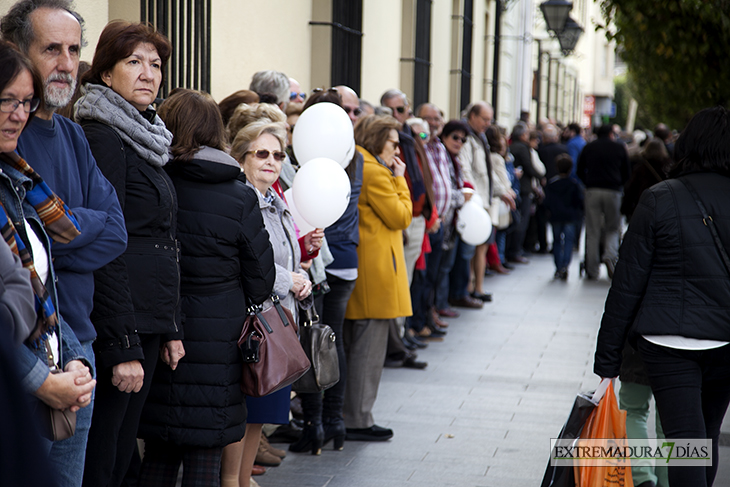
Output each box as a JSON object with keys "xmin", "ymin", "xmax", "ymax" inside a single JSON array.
[
  {"xmin": 506, "ymin": 123, "xmax": 539, "ymax": 263},
  {"xmin": 576, "ymin": 125, "xmax": 630, "ymax": 279},
  {"xmin": 538, "ymin": 124, "xmax": 569, "ymax": 180}
]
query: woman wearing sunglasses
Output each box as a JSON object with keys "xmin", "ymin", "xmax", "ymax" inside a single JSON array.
[{"xmin": 227, "ymin": 121, "xmax": 319, "ymax": 487}]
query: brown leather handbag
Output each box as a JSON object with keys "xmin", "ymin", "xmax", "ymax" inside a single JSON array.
[
  {"xmin": 38, "ymin": 338, "xmax": 76, "ymax": 441},
  {"xmin": 238, "ymin": 295, "xmax": 311, "ymax": 397}
]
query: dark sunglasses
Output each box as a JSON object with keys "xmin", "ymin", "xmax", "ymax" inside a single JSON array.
[
  {"xmin": 450, "ymin": 134, "xmax": 467, "ymax": 143},
  {"xmin": 344, "ymin": 106, "xmax": 362, "ymax": 117},
  {"xmin": 393, "ymin": 106, "xmax": 407, "ymax": 114},
  {"xmin": 290, "ymin": 92, "xmax": 306, "ymax": 101},
  {"xmin": 246, "ymin": 149, "xmax": 287, "ymax": 162}
]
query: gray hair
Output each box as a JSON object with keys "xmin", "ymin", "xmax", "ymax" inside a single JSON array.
[
  {"xmin": 249, "ymin": 70, "xmax": 289, "ymax": 108},
  {"xmin": 230, "ymin": 121, "xmax": 287, "ymax": 163},
  {"xmin": 380, "ymin": 89, "xmax": 407, "ymax": 107},
  {"xmin": 1, "ymin": 0, "xmax": 86, "ymax": 53},
  {"xmin": 511, "ymin": 122, "xmax": 528, "ymax": 141},
  {"xmin": 542, "ymin": 124, "xmax": 558, "ymax": 142},
  {"xmin": 461, "ymin": 101, "xmax": 492, "ymax": 120}
]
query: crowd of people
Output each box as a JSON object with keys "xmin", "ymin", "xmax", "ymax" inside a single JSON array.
[{"xmin": 2, "ymin": 2, "xmax": 729, "ymax": 487}]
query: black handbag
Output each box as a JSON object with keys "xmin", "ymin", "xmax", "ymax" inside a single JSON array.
[{"xmin": 292, "ymin": 307, "xmax": 340, "ymax": 393}]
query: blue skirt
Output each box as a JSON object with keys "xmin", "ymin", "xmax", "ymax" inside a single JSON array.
[{"xmin": 245, "ymin": 385, "xmax": 291, "ymax": 424}]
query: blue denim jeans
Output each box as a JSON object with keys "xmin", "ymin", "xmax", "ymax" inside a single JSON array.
[
  {"xmin": 551, "ymin": 222, "xmax": 576, "ymax": 272},
  {"xmin": 449, "ymin": 234, "xmax": 476, "ymax": 300},
  {"xmin": 409, "ymin": 227, "xmax": 445, "ymax": 332},
  {"xmin": 495, "ymin": 229, "xmax": 507, "ymax": 264},
  {"xmin": 49, "ymin": 339, "xmax": 96, "ymax": 487},
  {"xmin": 436, "ymin": 241, "xmax": 458, "ymax": 311}
]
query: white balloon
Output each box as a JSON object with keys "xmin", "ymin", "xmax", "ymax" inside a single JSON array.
[
  {"xmin": 456, "ymin": 200, "xmax": 493, "ymax": 245},
  {"xmin": 469, "ymin": 193, "xmax": 484, "ymax": 209},
  {"xmin": 341, "ymin": 139, "xmax": 355, "ymax": 168},
  {"xmin": 283, "ymin": 188, "xmax": 315, "ymax": 235},
  {"xmin": 293, "ymin": 102, "xmax": 354, "ymax": 167},
  {"xmin": 292, "ymin": 157, "xmax": 351, "ymax": 228}
]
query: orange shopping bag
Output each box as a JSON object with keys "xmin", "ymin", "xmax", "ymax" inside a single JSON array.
[{"xmin": 574, "ymin": 380, "xmax": 634, "ymax": 487}]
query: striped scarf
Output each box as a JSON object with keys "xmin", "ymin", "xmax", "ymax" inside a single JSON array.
[{"xmin": 0, "ymin": 152, "xmax": 81, "ymax": 344}]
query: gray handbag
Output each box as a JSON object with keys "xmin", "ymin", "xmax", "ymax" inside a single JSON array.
[{"xmin": 292, "ymin": 308, "xmax": 340, "ymax": 393}]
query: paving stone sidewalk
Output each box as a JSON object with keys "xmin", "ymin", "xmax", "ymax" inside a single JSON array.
[{"xmin": 259, "ymin": 253, "xmax": 730, "ymax": 487}]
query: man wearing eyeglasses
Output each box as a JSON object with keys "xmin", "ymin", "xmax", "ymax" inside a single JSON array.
[
  {"xmin": 335, "ymin": 85, "xmax": 362, "ymax": 124},
  {"xmin": 453, "ymin": 101, "xmax": 495, "ymax": 306},
  {"xmin": 414, "ymin": 103, "xmax": 468, "ymax": 327},
  {"xmin": 380, "ymin": 89, "xmax": 437, "ymax": 369},
  {"xmin": 289, "ymin": 77, "xmax": 306, "ymax": 104},
  {"xmin": 1, "ymin": 2, "xmax": 127, "ymax": 486}
]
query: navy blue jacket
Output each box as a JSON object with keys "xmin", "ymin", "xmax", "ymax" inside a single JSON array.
[
  {"xmin": 544, "ymin": 176, "xmax": 584, "ymax": 223},
  {"xmin": 325, "ymin": 151, "xmax": 362, "ymax": 270},
  {"xmin": 16, "ymin": 115, "xmax": 127, "ymax": 343}
]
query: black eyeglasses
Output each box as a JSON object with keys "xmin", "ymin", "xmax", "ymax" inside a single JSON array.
[
  {"xmin": 0, "ymin": 97, "xmax": 40, "ymax": 113},
  {"xmin": 290, "ymin": 92, "xmax": 306, "ymax": 101},
  {"xmin": 450, "ymin": 134, "xmax": 467, "ymax": 143},
  {"xmin": 344, "ymin": 106, "xmax": 362, "ymax": 117},
  {"xmin": 392, "ymin": 106, "xmax": 406, "ymax": 114},
  {"xmin": 246, "ymin": 149, "xmax": 287, "ymax": 162}
]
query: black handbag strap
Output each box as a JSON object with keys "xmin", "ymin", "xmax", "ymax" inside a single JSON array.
[{"xmin": 680, "ymin": 178, "xmax": 730, "ymax": 276}]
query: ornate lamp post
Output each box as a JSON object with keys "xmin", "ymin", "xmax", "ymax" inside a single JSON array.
[
  {"xmin": 557, "ymin": 17, "xmax": 584, "ymax": 55},
  {"xmin": 539, "ymin": 0, "xmax": 572, "ymax": 33}
]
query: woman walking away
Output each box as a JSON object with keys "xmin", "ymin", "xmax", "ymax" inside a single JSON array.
[{"xmin": 594, "ymin": 106, "xmax": 730, "ymax": 487}]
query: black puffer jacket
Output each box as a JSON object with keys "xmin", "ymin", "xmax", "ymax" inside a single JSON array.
[
  {"xmin": 594, "ymin": 172, "xmax": 730, "ymax": 379},
  {"xmin": 81, "ymin": 119, "xmax": 180, "ymax": 369},
  {"xmin": 139, "ymin": 147, "xmax": 275, "ymax": 448}
]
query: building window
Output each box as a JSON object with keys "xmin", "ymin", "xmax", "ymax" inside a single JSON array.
[
  {"xmin": 460, "ymin": 0, "xmax": 474, "ymax": 111},
  {"xmin": 140, "ymin": 0, "xmax": 211, "ymax": 97},
  {"xmin": 413, "ymin": 0, "xmax": 432, "ymax": 108},
  {"xmin": 331, "ymin": 0, "xmax": 363, "ymax": 94}
]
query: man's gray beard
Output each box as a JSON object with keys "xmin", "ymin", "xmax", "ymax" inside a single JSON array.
[{"xmin": 44, "ymin": 77, "xmax": 77, "ymax": 110}]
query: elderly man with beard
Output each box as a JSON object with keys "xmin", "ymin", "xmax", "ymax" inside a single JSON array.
[{"xmin": 1, "ymin": 2, "xmax": 126, "ymax": 486}]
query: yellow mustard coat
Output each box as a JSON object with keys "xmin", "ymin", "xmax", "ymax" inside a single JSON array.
[{"xmin": 345, "ymin": 146, "xmax": 413, "ymax": 320}]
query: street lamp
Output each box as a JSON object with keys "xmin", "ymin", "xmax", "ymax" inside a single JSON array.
[
  {"xmin": 539, "ymin": 0, "xmax": 573, "ymax": 33},
  {"xmin": 557, "ymin": 16, "xmax": 584, "ymax": 55}
]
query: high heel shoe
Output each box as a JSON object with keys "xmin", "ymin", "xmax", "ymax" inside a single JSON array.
[
  {"xmin": 323, "ymin": 419, "xmax": 346, "ymax": 451},
  {"xmin": 288, "ymin": 421, "xmax": 323, "ymax": 455}
]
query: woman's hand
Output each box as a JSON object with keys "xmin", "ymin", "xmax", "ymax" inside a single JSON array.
[
  {"xmin": 392, "ymin": 156, "xmax": 406, "ymax": 177},
  {"xmin": 500, "ymin": 193, "xmax": 516, "ymax": 210},
  {"xmin": 160, "ymin": 340, "xmax": 185, "ymax": 371},
  {"xmin": 35, "ymin": 362, "xmax": 96, "ymax": 411},
  {"xmin": 290, "ymin": 271, "xmax": 312, "ymax": 301},
  {"xmin": 303, "ymin": 228, "xmax": 325, "ymax": 254},
  {"xmin": 112, "ymin": 360, "xmax": 144, "ymax": 393},
  {"xmin": 296, "ymin": 278, "xmax": 313, "ymax": 301}
]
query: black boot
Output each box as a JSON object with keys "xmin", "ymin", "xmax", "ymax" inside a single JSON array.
[
  {"xmin": 288, "ymin": 420, "xmax": 324, "ymax": 455},
  {"xmin": 323, "ymin": 417, "xmax": 346, "ymax": 451}
]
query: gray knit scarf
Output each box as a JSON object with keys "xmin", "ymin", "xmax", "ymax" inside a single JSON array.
[{"xmin": 75, "ymin": 83, "xmax": 172, "ymax": 167}]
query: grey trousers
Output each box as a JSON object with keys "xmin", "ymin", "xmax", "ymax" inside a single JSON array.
[
  {"xmin": 403, "ymin": 215, "xmax": 426, "ymax": 286},
  {"xmin": 343, "ymin": 318, "xmax": 391, "ymax": 429},
  {"xmin": 584, "ymin": 188, "xmax": 622, "ymax": 277}
]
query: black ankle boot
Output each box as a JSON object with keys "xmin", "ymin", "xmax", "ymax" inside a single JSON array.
[
  {"xmin": 323, "ymin": 418, "xmax": 346, "ymax": 451},
  {"xmin": 288, "ymin": 421, "xmax": 324, "ymax": 455}
]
